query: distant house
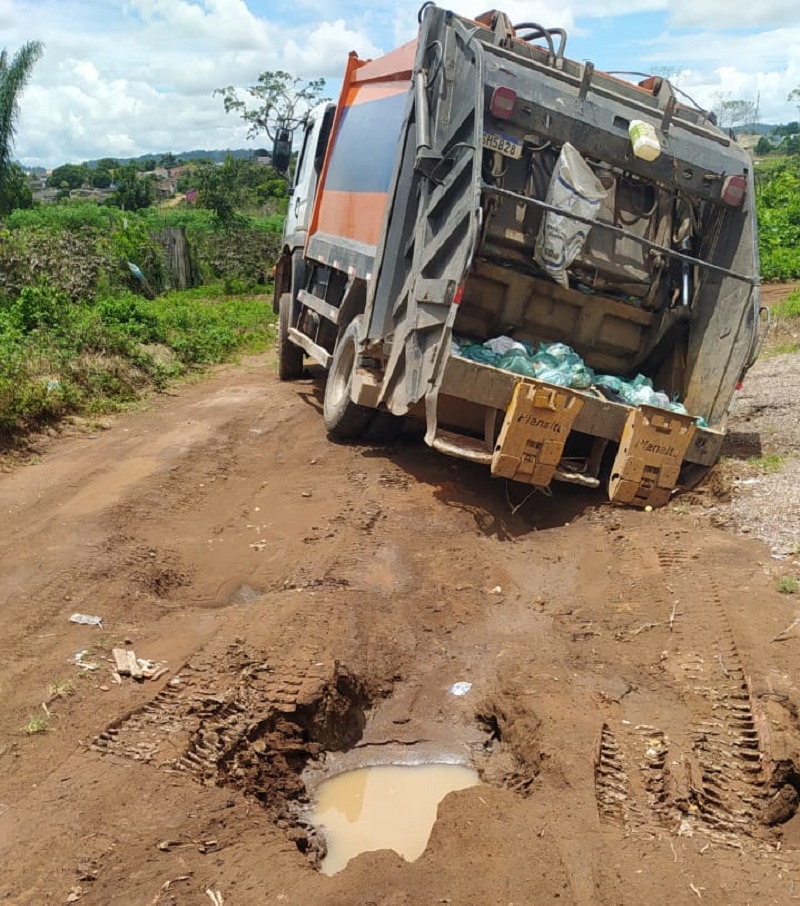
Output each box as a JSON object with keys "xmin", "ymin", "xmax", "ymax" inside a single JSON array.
[
  {"xmin": 30, "ymin": 185, "xmax": 114, "ymax": 205},
  {"xmin": 155, "ymin": 181, "xmax": 176, "ymax": 200},
  {"xmin": 154, "ymin": 166, "xmax": 187, "ymax": 180},
  {"xmin": 31, "ymin": 187, "xmax": 60, "ymax": 204}
]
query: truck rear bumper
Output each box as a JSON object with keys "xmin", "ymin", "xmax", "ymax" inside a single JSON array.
[{"xmin": 435, "ymin": 354, "xmax": 724, "ymax": 505}]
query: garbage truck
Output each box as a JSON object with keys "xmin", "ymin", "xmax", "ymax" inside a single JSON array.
[{"xmin": 272, "ymin": 4, "xmax": 762, "ymax": 508}]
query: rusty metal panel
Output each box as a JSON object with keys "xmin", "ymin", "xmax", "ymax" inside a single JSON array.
[
  {"xmin": 608, "ymin": 405, "xmax": 696, "ymax": 508},
  {"xmin": 491, "ymin": 383, "xmax": 584, "ymax": 486}
]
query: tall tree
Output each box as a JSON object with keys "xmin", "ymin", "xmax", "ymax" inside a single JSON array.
[
  {"xmin": 0, "ymin": 40, "xmax": 44, "ymax": 215},
  {"xmin": 111, "ymin": 163, "xmax": 153, "ymax": 211},
  {"xmin": 0, "ymin": 161, "xmax": 33, "ymax": 214},
  {"xmin": 215, "ymin": 71, "xmax": 327, "ymax": 142}
]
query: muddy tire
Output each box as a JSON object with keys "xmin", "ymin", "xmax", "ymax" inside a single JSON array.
[
  {"xmin": 323, "ymin": 315, "xmax": 374, "ymax": 439},
  {"xmin": 278, "ymin": 292, "xmax": 304, "ymax": 381}
]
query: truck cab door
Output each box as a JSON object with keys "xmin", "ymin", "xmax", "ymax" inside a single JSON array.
[{"xmin": 283, "ymin": 104, "xmax": 335, "ymax": 250}]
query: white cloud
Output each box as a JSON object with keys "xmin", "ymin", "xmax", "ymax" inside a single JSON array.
[
  {"xmin": 282, "ymin": 20, "xmax": 382, "ymax": 77},
  {"xmin": 668, "ymin": 0, "xmax": 798, "ymax": 29},
  {"xmin": 5, "ymin": 0, "xmax": 800, "ymax": 168},
  {"xmin": 637, "ymin": 26, "xmax": 800, "ymax": 120},
  {"xmin": 127, "ymin": 0, "xmax": 272, "ymax": 49}
]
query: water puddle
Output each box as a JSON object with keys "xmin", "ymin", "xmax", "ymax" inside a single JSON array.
[{"xmin": 311, "ymin": 763, "xmax": 478, "ymax": 875}]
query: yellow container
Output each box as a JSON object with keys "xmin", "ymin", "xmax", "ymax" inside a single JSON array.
[{"xmin": 629, "ymin": 119, "xmax": 661, "ymax": 161}]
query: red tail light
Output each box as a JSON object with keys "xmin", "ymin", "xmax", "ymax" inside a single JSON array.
[
  {"xmin": 722, "ymin": 174, "xmax": 746, "ymax": 206},
  {"xmin": 453, "ymin": 285, "xmax": 465, "ymax": 306},
  {"xmin": 490, "ymin": 87, "xmax": 516, "ymax": 119}
]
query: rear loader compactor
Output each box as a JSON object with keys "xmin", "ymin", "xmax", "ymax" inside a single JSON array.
[{"xmin": 273, "ymin": 5, "xmax": 761, "ymax": 508}]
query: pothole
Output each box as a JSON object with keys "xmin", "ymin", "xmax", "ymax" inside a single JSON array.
[
  {"xmin": 91, "ymin": 643, "xmax": 535, "ymax": 866},
  {"xmin": 91, "ymin": 647, "xmax": 373, "ymax": 857},
  {"xmin": 309, "ymin": 763, "xmax": 479, "ymax": 875}
]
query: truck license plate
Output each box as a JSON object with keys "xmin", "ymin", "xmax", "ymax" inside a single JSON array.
[{"xmin": 482, "ymin": 132, "xmax": 523, "ymax": 159}]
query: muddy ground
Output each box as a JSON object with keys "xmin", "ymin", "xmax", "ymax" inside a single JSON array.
[{"xmin": 1, "ymin": 301, "xmax": 800, "ymax": 905}]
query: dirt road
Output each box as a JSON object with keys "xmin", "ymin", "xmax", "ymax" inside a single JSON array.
[{"xmin": 1, "ymin": 351, "xmax": 799, "ymax": 905}]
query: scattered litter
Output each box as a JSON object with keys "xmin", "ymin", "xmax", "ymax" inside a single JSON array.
[
  {"xmin": 158, "ymin": 837, "xmax": 219, "ymax": 854},
  {"xmin": 771, "ymin": 619, "xmax": 800, "ymax": 643},
  {"xmin": 70, "ymin": 613, "xmax": 103, "ymax": 627},
  {"xmin": 113, "ymin": 648, "xmax": 140, "ymax": 678},
  {"xmin": 668, "ymin": 601, "xmax": 679, "ymax": 632},
  {"xmin": 490, "ymin": 586, "xmax": 503, "ymax": 595},
  {"xmin": 449, "ymin": 682, "xmax": 472, "ymax": 696},
  {"xmin": 66, "ymin": 886, "xmax": 83, "ymax": 903},
  {"xmin": 112, "ymin": 648, "xmax": 168, "ymax": 681},
  {"xmin": 677, "ymin": 818, "xmax": 694, "ymax": 837},
  {"xmin": 301, "ymin": 491, "xmax": 312, "ymax": 498},
  {"xmin": 75, "ymin": 861, "xmax": 99, "ymax": 882},
  {"xmin": 72, "ymin": 651, "xmax": 99, "ymax": 671},
  {"xmin": 205, "ymin": 890, "xmax": 224, "ymax": 906},
  {"xmin": 99, "ymin": 685, "xmax": 110, "ymax": 692},
  {"xmin": 146, "ymin": 875, "xmax": 192, "ymax": 906}
]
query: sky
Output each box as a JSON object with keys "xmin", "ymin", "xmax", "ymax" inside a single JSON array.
[{"xmin": 2, "ymin": 0, "xmax": 799, "ymax": 168}]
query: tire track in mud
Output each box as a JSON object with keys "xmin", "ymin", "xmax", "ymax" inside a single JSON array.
[
  {"xmin": 594, "ymin": 534, "xmax": 795, "ymax": 858},
  {"xmin": 84, "ymin": 454, "xmax": 451, "ymax": 832}
]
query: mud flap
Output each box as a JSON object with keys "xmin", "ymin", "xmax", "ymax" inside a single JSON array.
[
  {"xmin": 491, "ymin": 382, "xmax": 584, "ymax": 486},
  {"xmin": 608, "ymin": 405, "xmax": 697, "ymax": 508}
]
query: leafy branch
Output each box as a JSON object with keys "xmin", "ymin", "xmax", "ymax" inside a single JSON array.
[{"xmin": 215, "ymin": 70, "xmax": 328, "ymax": 142}]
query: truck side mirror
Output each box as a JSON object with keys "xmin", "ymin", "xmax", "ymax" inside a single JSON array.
[{"xmin": 272, "ymin": 128, "xmax": 293, "ymax": 173}]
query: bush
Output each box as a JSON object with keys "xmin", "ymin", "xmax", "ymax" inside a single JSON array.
[
  {"xmin": 0, "ymin": 226, "xmax": 111, "ymax": 305},
  {"xmin": 0, "ymin": 202, "xmax": 284, "ymax": 302},
  {"xmin": 772, "ymin": 288, "xmax": 800, "ymax": 321},
  {"xmin": 0, "ymin": 199, "xmax": 282, "ymax": 442},
  {"xmin": 0, "ymin": 285, "xmax": 275, "ymax": 439},
  {"xmin": 755, "ymin": 159, "xmax": 800, "ymax": 281}
]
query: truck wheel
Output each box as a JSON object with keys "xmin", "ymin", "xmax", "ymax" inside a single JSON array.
[
  {"xmin": 278, "ymin": 292, "xmax": 304, "ymax": 381},
  {"xmin": 323, "ymin": 315, "xmax": 374, "ymax": 439},
  {"xmin": 365, "ymin": 411, "xmax": 404, "ymax": 443}
]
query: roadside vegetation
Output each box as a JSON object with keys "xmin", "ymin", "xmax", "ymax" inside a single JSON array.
[
  {"xmin": 755, "ymin": 147, "xmax": 800, "ymax": 281},
  {"xmin": 0, "ymin": 204, "xmax": 283, "ymax": 444},
  {"xmin": 0, "ymin": 62, "xmax": 318, "ymax": 449}
]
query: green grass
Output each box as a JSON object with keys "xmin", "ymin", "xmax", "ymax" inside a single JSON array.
[
  {"xmin": 756, "ymin": 157, "xmax": 800, "ymax": 280},
  {"xmin": 23, "ymin": 714, "xmax": 49, "ymax": 735},
  {"xmin": 47, "ymin": 679, "xmax": 76, "ymax": 700},
  {"xmin": 772, "ymin": 289, "xmax": 800, "ymax": 322},
  {"xmin": 746, "ymin": 453, "xmax": 787, "ymax": 474},
  {"xmin": 763, "ymin": 341, "xmax": 800, "ymax": 357},
  {"xmin": 0, "ymin": 282, "xmax": 276, "ymax": 443},
  {"xmin": 777, "ymin": 576, "xmax": 799, "ymax": 595}
]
